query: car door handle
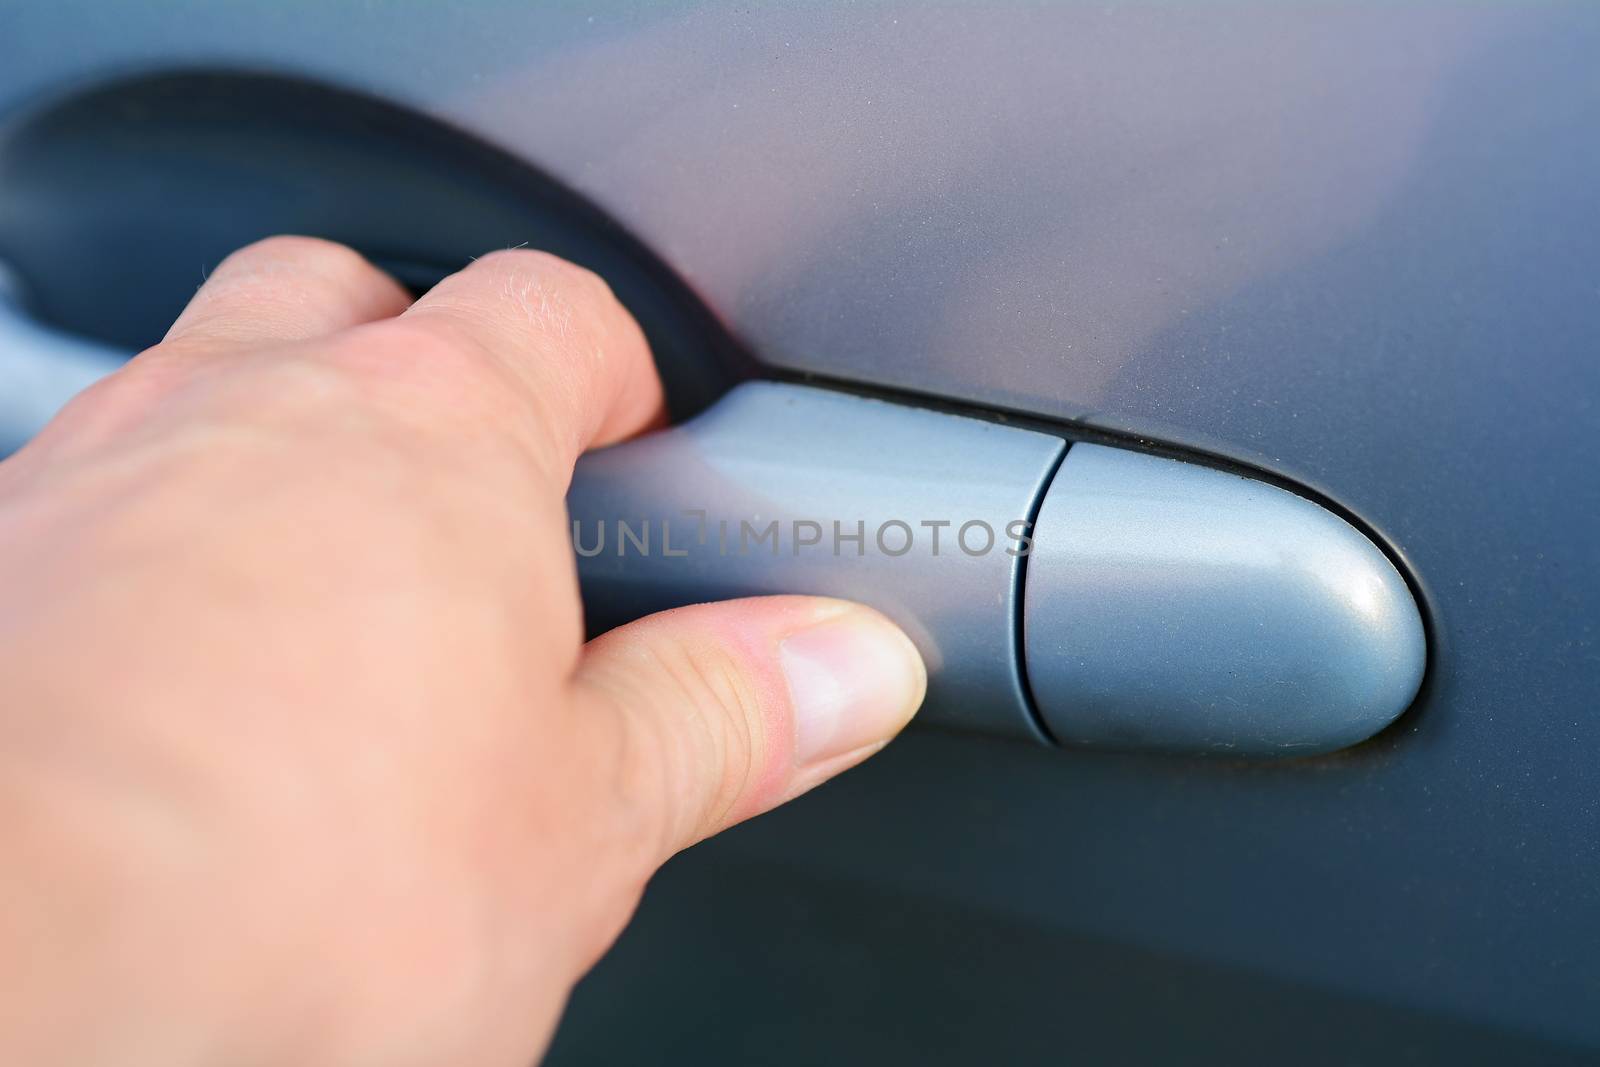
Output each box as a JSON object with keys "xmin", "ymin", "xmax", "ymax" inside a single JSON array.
[
  {"xmin": 1, "ymin": 296, "xmax": 1425, "ymax": 756},
  {"xmin": 569, "ymin": 381, "xmax": 1426, "ymax": 755}
]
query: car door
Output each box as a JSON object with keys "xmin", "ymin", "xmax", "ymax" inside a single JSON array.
[{"xmin": 2, "ymin": 4, "xmax": 1597, "ymax": 1063}]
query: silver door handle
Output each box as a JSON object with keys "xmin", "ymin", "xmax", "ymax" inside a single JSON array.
[
  {"xmin": 0, "ymin": 269, "xmax": 126, "ymax": 454},
  {"xmin": 569, "ymin": 382, "xmax": 1426, "ymax": 756}
]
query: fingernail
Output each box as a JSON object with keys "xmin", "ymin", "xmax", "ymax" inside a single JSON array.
[{"xmin": 780, "ymin": 611, "xmax": 927, "ymax": 767}]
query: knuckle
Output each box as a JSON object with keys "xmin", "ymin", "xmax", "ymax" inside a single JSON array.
[
  {"xmin": 206, "ymin": 236, "xmax": 384, "ymax": 304},
  {"xmin": 227, "ymin": 234, "xmax": 364, "ymax": 274},
  {"xmin": 471, "ymin": 250, "xmax": 620, "ymax": 313},
  {"xmin": 596, "ymin": 628, "xmax": 771, "ymax": 860},
  {"xmin": 39, "ymin": 366, "xmax": 147, "ymax": 435},
  {"xmin": 46, "ymin": 346, "xmax": 200, "ymax": 429},
  {"xmin": 581, "ymin": 616, "xmax": 791, "ymax": 865},
  {"xmin": 647, "ymin": 631, "xmax": 767, "ymax": 836}
]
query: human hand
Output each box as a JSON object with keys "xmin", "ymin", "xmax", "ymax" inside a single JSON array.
[{"xmin": 0, "ymin": 237, "xmax": 925, "ymax": 1065}]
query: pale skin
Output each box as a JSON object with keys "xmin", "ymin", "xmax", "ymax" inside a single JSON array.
[{"xmin": 0, "ymin": 237, "xmax": 926, "ymax": 1065}]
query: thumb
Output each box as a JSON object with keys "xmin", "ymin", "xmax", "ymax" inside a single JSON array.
[{"xmin": 569, "ymin": 596, "xmax": 926, "ymax": 863}]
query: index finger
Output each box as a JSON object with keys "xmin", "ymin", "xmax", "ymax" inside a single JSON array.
[{"xmin": 399, "ymin": 249, "xmax": 664, "ymax": 479}]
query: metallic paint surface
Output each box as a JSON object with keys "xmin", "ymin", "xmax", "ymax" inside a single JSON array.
[{"xmin": 1026, "ymin": 443, "xmax": 1425, "ymax": 755}]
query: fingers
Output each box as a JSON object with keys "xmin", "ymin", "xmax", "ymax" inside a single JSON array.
[
  {"xmin": 400, "ymin": 249, "xmax": 663, "ymax": 478},
  {"xmin": 570, "ymin": 597, "xmax": 926, "ymax": 865},
  {"xmin": 162, "ymin": 236, "xmax": 412, "ymax": 349},
  {"xmin": 157, "ymin": 242, "xmax": 662, "ymax": 483}
]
